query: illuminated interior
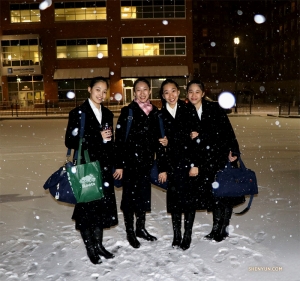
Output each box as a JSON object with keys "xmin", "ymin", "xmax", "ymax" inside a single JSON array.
[
  {"xmin": 10, "ymin": 9, "xmax": 40, "ymax": 23},
  {"xmin": 56, "ymin": 44, "xmax": 108, "ymax": 59},
  {"xmin": 55, "ymin": 7, "xmax": 107, "ymax": 21}
]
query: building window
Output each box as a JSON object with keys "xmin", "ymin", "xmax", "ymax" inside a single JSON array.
[
  {"xmin": 121, "ymin": 37, "xmax": 186, "ymax": 56},
  {"xmin": 1, "ymin": 39, "xmax": 41, "ymax": 67},
  {"xmin": 54, "ymin": 1, "xmax": 106, "ymax": 21},
  {"xmin": 291, "ymin": 1, "xmax": 296, "ymax": 13},
  {"xmin": 121, "ymin": 0, "xmax": 185, "ymax": 19},
  {"xmin": 211, "ymin": 63, "xmax": 217, "ymax": 73},
  {"xmin": 56, "ymin": 38, "xmax": 108, "ymax": 59},
  {"xmin": 10, "ymin": 3, "xmax": 40, "ymax": 23},
  {"xmin": 202, "ymin": 28, "xmax": 208, "ymax": 37},
  {"xmin": 58, "ymin": 80, "xmax": 92, "ymax": 100},
  {"xmin": 7, "ymin": 75, "xmax": 44, "ymax": 107}
]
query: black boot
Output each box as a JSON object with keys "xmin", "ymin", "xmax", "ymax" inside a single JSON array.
[
  {"xmin": 180, "ymin": 211, "xmax": 195, "ymax": 250},
  {"xmin": 219, "ymin": 207, "xmax": 233, "ymax": 241},
  {"xmin": 93, "ymin": 227, "xmax": 115, "ymax": 259},
  {"xmin": 124, "ymin": 211, "xmax": 140, "ymax": 248},
  {"xmin": 171, "ymin": 212, "xmax": 182, "ymax": 248},
  {"xmin": 80, "ymin": 229, "xmax": 102, "ymax": 264},
  {"xmin": 135, "ymin": 211, "xmax": 157, "ymax": 241},
  {"xmin": 204, "ymin": 208, "xmax": 224, "ymax": 242}
]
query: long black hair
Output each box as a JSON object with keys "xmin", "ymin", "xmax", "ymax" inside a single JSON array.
[
  {"xmin": 89, "ymin": 76, "xmax": 109, "ymax": 89},
  {"xmin": 159, "ymin": 78, "xmax": 180, "ymax": 104}
]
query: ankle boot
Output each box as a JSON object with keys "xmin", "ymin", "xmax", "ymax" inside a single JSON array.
[
  {"xmin": 80, "ymin": 229, "xmax": 102, "ymax": 264},
  {"xmin": 171, "ymin": 212, "xmax": 182, "ymax": 248},
  {"xmin": 135, "ymin": 211, "xmax": 157, "ymax": 241},
  {"xmin": 219, "ymin": 207, "xmax": 233, "ymax": 241},
  {"xmin": 204, "ymin": 208, "xmax": 224, "ymax": 241},
  {"xmin": 124, "ymin": 211, "xmax": 140, "ymax": 248},
  {"xmin": 180, "ymin": 211, "xmax": 195, "ymax": 250},
  {"xmin": 93, "ymin": 227, "xmax": 115, "ymax": 259}
]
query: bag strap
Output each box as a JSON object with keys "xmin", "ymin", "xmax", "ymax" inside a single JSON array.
[
  {"xmin": 76, "ymin": 112, "xmax": 86, "ymax": 165},
  {"xmin": 125, "ymin": 108, "xmax": 133, "ymax": 141},
  {"xmin": 157, "ymin": 113, "xmax": 165, "ymax": 138},
  {"xmin": 234, "ymin": 194, "xmax": 254, "ymax": 215}
]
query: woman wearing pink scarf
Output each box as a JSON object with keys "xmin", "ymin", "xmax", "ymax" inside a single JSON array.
[{"xmin": 114, "ymin": 78, "xmax": 167, "ymax": 248}]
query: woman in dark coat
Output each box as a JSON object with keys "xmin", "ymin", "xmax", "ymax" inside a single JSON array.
[
  {"xmin": 65, "ymin": 77, "xmax": 118, "ymax": 264},
  {"xmin": 159, "ymin": 79, "xmax": 200, "ymax": 250},
  {"xmin": 186, "ymin": 79, "xmax": 245, "ymax": 242},
  {"xmin": 114, "ymin": 78, "xmax": 167, "ymax": 249}
]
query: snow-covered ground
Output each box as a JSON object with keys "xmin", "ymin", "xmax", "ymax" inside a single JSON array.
[{"xmin": 0, "ymin": 116, "xmax": 299, "ymax": 281}]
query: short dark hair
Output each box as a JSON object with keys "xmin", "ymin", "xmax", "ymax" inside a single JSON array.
[
  {"xmin": 186, "ymin": 79, "xmax": 205, "ymax": 92},
  {"xmin": 89, "ymin": 76, "xmax": 109, "ymax": 89},
  {"xmin": 159, "ymin": 78, "xmax": 180, "ymax": 102},
  {"xmin": 133, "ymin": 78, "xmax": 151, "ymax": 91}
]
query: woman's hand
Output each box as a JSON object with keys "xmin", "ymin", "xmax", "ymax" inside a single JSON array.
[
  {"xmin": 158, "ymin": 172, "xmax": 167, "ymax": 183},
  {"xmin": 190, "ymin": 131, "xmax": 199, "ymax": 139},
  {"xmin": 228, "ymin": 151, "xmax": 238, "ymax": 162},
  {"xmin": 101, "ymin": 129, "xmax": 112, "ymax": 141},
  {"xmin": 113, "ymin": 169, "xmax": 123, "ymax": 180},
  {"xmin": 159, "ymin": 136, "xmax": 168, "ymax": 146},
  {"xmin": 189, "ymin": 167, "xmax": 199, "ymax": 177}
]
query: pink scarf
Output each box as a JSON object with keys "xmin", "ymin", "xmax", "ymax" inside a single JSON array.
[{"xmin": 135, "ymin": 99, "xmax": 153, "ymax": 115}]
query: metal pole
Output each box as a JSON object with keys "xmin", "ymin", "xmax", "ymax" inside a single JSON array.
[{"xmin": 234, "ymin": 47, "xmax": 238, "ymax": 113}]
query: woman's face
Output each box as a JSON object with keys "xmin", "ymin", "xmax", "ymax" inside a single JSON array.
[
  {"xmin": 88, "ymin": 81, "xmax": 107, "ymax": 108},
  {"xmin": 187, "ymin": 83, "xmax": 204, "ymax": 109},
  {"xmin": 134, "ymin": 81, "xmax": 151, "ymax": 103},
  {"xmin": 162, "ymin": 83, "xmax": 180, "ymax": 108}
]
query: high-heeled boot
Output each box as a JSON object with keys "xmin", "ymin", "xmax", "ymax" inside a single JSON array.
[
  {"xmin": 180, "ymin": 211, "xmax": 195, "ymax": 250},
  {"xmin": 217, "ymin": 207, "xmax": 233, "ymax": 241},
  {"xmin": 135, "ymin": 211, "xmax": 157, "ymax": 241},
  {"xmin": 93, "ymin": 227, "xmax": 115, "ymax": 259},
  {"xmin": 171, "ymin": 212, "xmax": 182, "ymax": 248},
  {"xmin": 80, "ymin": 228, "xmax": 102, "ymax": 264},
  {"xmin": 124, "ymin": 211, "xmax": 140, "ymax": 248},
  {"xmin": 204, "ymin": 208, "xmax": 224, "ymax": 241}
]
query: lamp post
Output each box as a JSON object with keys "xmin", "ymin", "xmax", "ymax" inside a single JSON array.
[{"xmin": 234, "ymin": 37, "xmax": 240, "ymax": 113}]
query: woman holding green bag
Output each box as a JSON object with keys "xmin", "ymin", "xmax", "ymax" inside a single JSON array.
[{"xmin": 65, "ymin": 76, "xmax": 118, "ymax": 264}]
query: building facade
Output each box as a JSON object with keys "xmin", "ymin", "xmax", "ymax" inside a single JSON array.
[{"xmin": 0, "ymin": 0, "xmax": 193, "ymax": 107}]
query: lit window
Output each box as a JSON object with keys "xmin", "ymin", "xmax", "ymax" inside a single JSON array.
[
  {"xmin": 54, "ymin": 1, "xmax": 107, "ymax": 21},
  {"xmin": 1, "ymin": 38, "xmax": 41, "ymax": 67},
  {"xmin": 56, "ymin": 38, "xmax": 108, "ymax": 59},
  {"xmin": 121, "ymin": 0, "xmax": 185, "ymax": 19},
  {"xmin": 121, "ymin": 37, "xmax": 186, "ymax": 57},
  {"xmin": 10, "ymin": 3, "xmax": 40, "ymax": 23}
]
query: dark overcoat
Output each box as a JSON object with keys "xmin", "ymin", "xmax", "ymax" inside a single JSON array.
[
  {"xmin": 65, "ymin": 99, "xmax": 118, "ymax": 230},
  {"xmin": 114, "ymin": 100, "xmax": 167, "ymax": 213},
  {"xmin": 191, "ymin": 99, "xmax": 245, "ymax": 211},
  {"xmin": 160, "ymin": 99, "xmax": 200, "ymax": 213}
]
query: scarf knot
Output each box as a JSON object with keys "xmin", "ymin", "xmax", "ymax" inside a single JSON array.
[{"xmin": 135, "ymin": 99, "xmax": 153, "ymax": 115}]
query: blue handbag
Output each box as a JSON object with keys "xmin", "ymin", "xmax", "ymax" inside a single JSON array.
[
  {"xmin": 43, "ymin": 157, "xmax": 77, "ymax": 204},
  {"xmin": 212, "ymin": 156, "xmax": 258, "ymax": 214},
  {"xmin": 43, "ymin": 113, "xmax": 87, "ymax": 204}
]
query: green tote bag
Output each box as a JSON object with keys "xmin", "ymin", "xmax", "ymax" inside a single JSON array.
[{"xmin": 66, "ymin": 113, "xmax": 104, "ymax": 203}]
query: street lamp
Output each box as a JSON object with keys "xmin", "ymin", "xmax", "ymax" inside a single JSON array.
[{"xmin": 234, "ymin": 37, "xmax": 240, "ymax": 113}]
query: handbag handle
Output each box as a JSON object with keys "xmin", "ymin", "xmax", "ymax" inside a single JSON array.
[
  {"xmin": 226, "ymin": 155, "xmax": 246, "ymax": 171},
  {"xmin": 75, "ymin": 112, "xmax": 86, "ymax": 166}
]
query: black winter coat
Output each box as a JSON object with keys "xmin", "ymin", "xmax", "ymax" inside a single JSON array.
[
  {"xmin": 114, "ymin": 101, "xmax": 167, "ymax": 213},
  {"xmin": 160, "ymin": 99, "xmax": 200, "ymax": 213},
  {"xmin": 65, "ymin": 99, "xmax": 118, "ymax": 230},
  {"xmin": 191, "ymin": 99, "xmax": 245, "ymax": 211}
]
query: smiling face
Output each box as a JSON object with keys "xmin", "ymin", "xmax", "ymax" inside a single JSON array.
[
  {"xmin": 134, "ymin": 81, "xmax": 151, "ymax": 103},
  {"xmin": 88, "ymin": 81, "xmax": 107, "ymax": 109},
  {"xmin": 187, "ymin": 83, "xmax": 205, "ymax": 110},
  {"xmin": 162, "ymin": 82, "xmax": 180, "ymax": 108}
]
